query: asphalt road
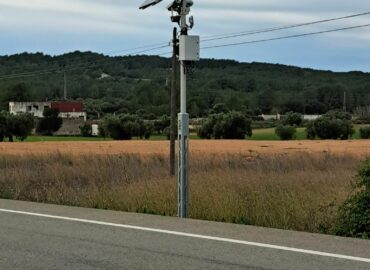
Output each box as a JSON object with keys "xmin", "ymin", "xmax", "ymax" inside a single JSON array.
[{"xmin": 0, "ymin": 199, "xmax": 369, "ymax": 270}]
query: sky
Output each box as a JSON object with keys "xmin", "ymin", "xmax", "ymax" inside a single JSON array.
[{"xmin": 0, "ymin": 0, "xmax": 369, "ymax": 72}]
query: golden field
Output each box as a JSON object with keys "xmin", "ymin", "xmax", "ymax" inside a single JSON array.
[
  {"xmin": 0, "ymin": 139, "xmax": 369, "ymax": 156},
  {"xmin": 0, "ymin": 140, "xmax": 368, "ymax": 234}
]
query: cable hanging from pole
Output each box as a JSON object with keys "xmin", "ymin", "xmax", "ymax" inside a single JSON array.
[
  {"xmin": 202, "ymin": 24, "xmax": 370, "ymax": 50},
  {"xmin": 201, "ymin": 11, "xmax": 370, "ymax": 42},
  {"xmin": 1, "ymin": 11, "xmax": 369, "ymax": 79}
]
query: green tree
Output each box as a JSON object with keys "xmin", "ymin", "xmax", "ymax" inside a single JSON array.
[
  {"xmin": 211, "ymin": 103, "xmax": 229, "ymax": 114},
  {"xmin": 275, "ymin": 125, "xmax": 296, "ymax": 140},
  {"xmin": 102, "ymin": 114, "xmax": 153, "ymax": 140},
  {"xmin": 11, "ymin": 113, "xmax": 35, "ymax": 141},
  {"xmin": 104, "ymin": 116, "xmax": 129, "ymax": 140},
  {"xmin": 283, "ymin": 112, "xmax": 303, "ymax": 127},
  {"xmin": 197, "ymin": 114, "xmax": 223, "ymax": 139},
  {"xmin": 221, "ymin": 111, "xmax": 252, "ymax": 139},
  {"xmin": 198, "ymin": 112, "xmax": 252, "ymax": 140},
  {"xmin": 1, "ymin": 83, "xmax": 32, "ymax": 110},
  {"xmin": 154, "ymin": 115, "xmax": 170, "ymax": 135},
  {"xmin": 336, "ymin": 160, "xmax": 370, "ymax": 238},
  {"xmin": 258, "ymin": 90, "xmax": 274, "ymax": 114},
  {"xmin": 36, "ymin": 108, "xmax": 63, "ymax": 136},
  {"xmin": 360, "ymin": 127, "xmax": 370, "ymax": 139},
  {"xmin": 0, "ymin": 111, "xmax": 9, "ymax": 142},
  {"xmin": 0, "ymin": 111, "xmax": 34, "ymax": 142},
  {"xmin": 306, "ymin": 112, "xmax": 354, "ymax": 140}
]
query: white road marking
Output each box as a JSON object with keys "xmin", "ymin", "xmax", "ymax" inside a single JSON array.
[{"xmin": 0, "ymin": 208, "xmax": 369, "ymax": 263}]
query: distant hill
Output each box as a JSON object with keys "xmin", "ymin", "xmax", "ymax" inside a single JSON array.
[{"xmin": 0, "ymin": 52, "xmax": 369, "ymax": 118}]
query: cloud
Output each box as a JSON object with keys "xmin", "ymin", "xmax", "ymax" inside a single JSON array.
[{"xmin": 0, "ymin": 0, "xmax": 369, "ymax": 70}]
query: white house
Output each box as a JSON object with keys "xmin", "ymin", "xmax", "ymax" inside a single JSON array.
[{"xmin": 9, "ymin": 101, "xmax": 87, "ymax": 121}]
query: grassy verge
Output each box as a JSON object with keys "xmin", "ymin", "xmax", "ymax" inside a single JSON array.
[
  {"xmin": 2, "ymin": 124, "xmax": 365, "ymax": 142},
  {"xmin": 0, "ymin": 152, "xmax": 363, "ymax": 234}
]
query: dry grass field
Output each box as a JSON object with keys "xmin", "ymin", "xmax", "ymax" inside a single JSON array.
[
  {"xmin": 0, "ymin": 139, "xmax": 369, "ymax": 156},
  {"xmin": 0, "ymin": 141, "xmax": 368, "ymax": 234}
]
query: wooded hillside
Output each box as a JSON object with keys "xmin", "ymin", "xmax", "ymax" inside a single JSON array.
[{"xmin": 0, "ymin": 52, "xmax": 369, "ymax": 119}]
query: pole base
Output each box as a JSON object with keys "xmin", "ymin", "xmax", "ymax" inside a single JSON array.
[{"xmin": 178, "ymin": 113, "xmax": 189, "ymax": 218}]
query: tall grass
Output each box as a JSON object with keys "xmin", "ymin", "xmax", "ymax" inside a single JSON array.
[{"xmin": 0, "ymin": 152, "xmax": 363, "ymax": 234}]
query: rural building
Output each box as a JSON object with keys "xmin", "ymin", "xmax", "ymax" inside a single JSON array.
[
  {"xmin": 261, "ymin": 114, "xmax": 321, "ymax": 121},
  {"xmin": 9, "ymin": 101, "xmax": 87, "ymax": 135},
  {"xmin": 261, "ymin": 114, "xmax": 281, "ymax": 120},
  {"xmin": 9, "ymin": 101, "xmax": 87, "ymax": 121},
  {"xmin": 9, "ymin": 102, "xmax": 50, "ymax": 118}
]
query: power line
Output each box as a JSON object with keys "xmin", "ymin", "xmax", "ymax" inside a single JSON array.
[
  {"xmin": 152, "ymin": 22, "xmax": 370, "ymax": 57},
  {"xmin": 5, "ymin": 11, "xmax": 368, "ymax": 75},
  {"xmin": 202, "ymin": 24, "xmax": 370, "ymax": 50},
  {"xmin": 106, "ymin": 42, "xmax": 170, "ymax": 55},
  {"xmin": 0, "ymin": 44, "xmax": 171, "ymax": 80},
  {"xmin": 1, "ymin": 13, "xmax": 369, "ymax": 79},
  {"xmin": 201, "ymin": 11, "xmax": 370, "ymax": 42}
]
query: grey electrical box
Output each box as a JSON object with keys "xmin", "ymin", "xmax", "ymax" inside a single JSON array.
[{"xmin": 179, "ymin": 35, "xmax": 200, "ymax": 61}]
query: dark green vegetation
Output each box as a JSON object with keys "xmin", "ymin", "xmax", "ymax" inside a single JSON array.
[
  {"xmin": 0, "ymin": 52, "xmax": 369, "ymax": 118},
  {"xmin": 306, "ymin": 111, "xmax": 355, "ymax": 140},
  {"xmin": 275, "ymin": 125, "xmax": 297, "ymax": 140},
  {"xmin": 282, "ymin": 112, "xmax": 303, "ymax": 127},
  {"xmin": 0, "ymin": 111, "xmax": 34, "ymax": 142},
  {"xmin": 101, "ymin": 114, "xmax": 154, "ymax": 140},
  {"xmin": 36, "ymin": 108, "xmax": 62, "ymax": 136},
  {"xmin": 353, "ymin": 116, "xmax": 370, "ymax": 124},
  {"xmin": 336, "ymin": 159, "xmax": 370, "ymax": 239},
  {"xmin": 197, "ymin": 112, "xmax": 252, "ymax": 139},
  {"xmin": 360, "ymin": 127, "xmax": 370, "ymax": 139}
]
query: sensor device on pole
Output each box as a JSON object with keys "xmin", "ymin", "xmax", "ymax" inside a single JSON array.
[{"xmin": 179, "ymin": 36, "xmax": 199, "ymax": 61}]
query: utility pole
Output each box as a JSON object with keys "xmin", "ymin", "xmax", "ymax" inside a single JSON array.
[
  {"xmin": 178, "ymin": 0, "xmax": 189, "ymax": 218},
  {"xmin": 139, "ymin": 0, "xmax": 199, "ymax": 219},
  {"xmin": 170, "ymin": 27, "xmax": 178, "ymax": 176},
  {"xmin": 63, "ymin": 71, "xmax": 67, "ymax": 100},
  {"xmin": 343, "ymin": 91, "xmax": 347, "ymax": 112}
]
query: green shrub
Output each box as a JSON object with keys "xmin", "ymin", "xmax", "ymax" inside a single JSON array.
[
  {"xmin": 154, "ymin": 115, "xmax": 170, "ymax": 135},
  {"xmin": 0, "ymin": 111, "xmax": 10, "ymax": 142},
  {"xmin": 0, "ymin": 111, "xmax": 34, "ymax": 142},
  {"xmin": 275, "ymin": 125, "xmax": 296, "ymax": 140},
  {"xmin": 36, "ymin": 108, "xmax": 62, "ymax": 136},
  {"xmin": 102, "ymin": 114, "xmax": 153, "ymax": 140},
  {"xmin": 11, "ymin": 113, "xmax": 35, "ymax": 141},
  {"xmin": 222, "ymin": 112, "xmax": 252, "ymax": 139},
  {"xmin": 197, "ymin": 112, "xmax": 252, "ymax": 140},
  {"xmin": 336, "ymin": 160, "xmax": 370, "ymax": 239},
  {"xmin": 104, "ymin": 116, "xmax": 129, "ymax": 140},
  {"xmin": 283, "ymin": 112, "xmax": 303, "ymax": 127},
  {"xmin": 360, "ymin": 127, "xmax": 370, "ymax": 139},
  {"xmin": 306, "ymin": 112, "xmax": 354, "ymax": 140}
]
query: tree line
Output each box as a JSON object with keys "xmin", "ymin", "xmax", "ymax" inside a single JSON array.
[
  {"xmin": 0, "ymin": 108, "xmax": 62, "ymax": 142},
  {"xmin": 0, "ymin": 53, "xmax": 369, "ymax": 120}
]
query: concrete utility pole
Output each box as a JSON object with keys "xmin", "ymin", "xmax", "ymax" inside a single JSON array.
[
  {"xmin": 178, "ymin": 0, "xmax": 189, "ymax": 218},
  {"xmin": 170, "ymin": 27, "xmax": 178, "ymax": 176}
]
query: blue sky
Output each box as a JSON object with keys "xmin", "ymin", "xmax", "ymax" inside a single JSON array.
[{"xmin": 0, "ymin": 0, "xmax": 369, "ymax": 72}]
